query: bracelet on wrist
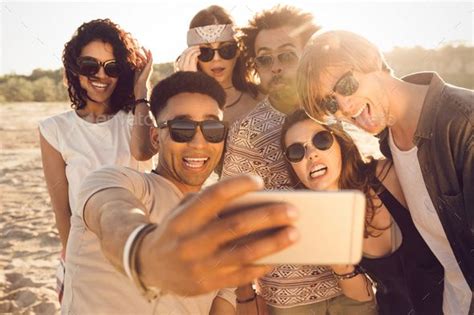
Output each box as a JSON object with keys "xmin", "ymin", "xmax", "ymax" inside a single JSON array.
[
  {"xmin": 123, "ymin": 223, "xmax": 161, "ymax": 301},
  {"xmin": 132, "ymin": 98, "xmax": 150, "ymax": 114},
  {"xmin": 332, "ymin": 265, "xmax": 363, "ymax": 280},
  {"xmin": 236, "ymin": 292, "xmax": 256, "ymax": 304}
]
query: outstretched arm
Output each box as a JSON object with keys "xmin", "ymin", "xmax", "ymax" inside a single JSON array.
[{"xmin": 83, "ymin": 174, "xmax": 300, "ymax": 296}]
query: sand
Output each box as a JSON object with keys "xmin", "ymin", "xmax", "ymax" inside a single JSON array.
[
  {"xmin": 0, "ymin": 102, "xmax": 381, "ymax": 315},
  {"xmin": 0, "ymin": 102, "xmax": 70, "ymax": 315}
]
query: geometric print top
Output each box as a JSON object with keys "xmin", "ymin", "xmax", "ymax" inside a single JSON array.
[
  {"xmin": 221, "ymin": 98, "xmax": 295, "ymax": 190},
  {"xmin": 221, "ymin": 98, "xmax": 341, "ymax": 307}
]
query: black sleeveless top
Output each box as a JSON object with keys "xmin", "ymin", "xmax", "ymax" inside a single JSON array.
[{"xmin": 360, "ymin": 183, "xmax": 445, "ymax": 315}]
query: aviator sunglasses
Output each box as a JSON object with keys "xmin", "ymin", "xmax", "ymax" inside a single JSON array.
[
  {"xmin": 198, "ymin": 44, "xmax": 238, "ymax": 62},
  {"xmin": 321, "ymin": 71, "xmax": 360, "ymax": 115},
  {"xmin": 285, "ymin": 130, "xmax": 334, "ymax": 163},
  {"xmin": 157, "ymin": 119, "xmax": 228, "ymax": 143},
  {"xmin": 254, "ymin": 51, "xmax": 299, "ymax": 70},
  {"xmin": 76, "ymin": 56, "xmax": 121, "ymax": 78}
]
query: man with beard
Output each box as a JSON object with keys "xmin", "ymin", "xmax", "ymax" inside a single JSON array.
[
  {"xmin": 219, "ymin": 5, "xmax": 357, "ymax": 313},
  {"xmin": 221, "ymin": 5, "xmax": 319, "ymax": 190}
]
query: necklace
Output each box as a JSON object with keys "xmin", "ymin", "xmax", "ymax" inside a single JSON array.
[{"xmin": 224, "ymin": 91, "xmax": 244, "ymax": 109}]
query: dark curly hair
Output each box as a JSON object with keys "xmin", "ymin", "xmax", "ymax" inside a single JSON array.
[
  {"xmin": 150, "ymin": 71, "xmax": 226, "ymax": 121},
  {"xmin": 241, "ymin": 5, "xmax": 320, "ymax": 84},
  {"xmin": 63, "ymin": 19, "xmax": 144, "ymax": 113},
  {"xmin": 189, "ymin": 5, "xmax": 258, "ymax": 98},
  {"xmin": 281, "ymin": 109, "xmax": 392, "ymax": 238}
]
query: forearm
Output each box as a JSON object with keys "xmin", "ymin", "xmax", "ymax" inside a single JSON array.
[
  {"xmin": 53, "ymin": 207, "xmax": 71, "ymax": 249},
  {"xmin": 131, "ymin": 102, "xmax": 157, "ymax": 161},
  {"xmin": 235, "ymin": 285, "xmax": 263, "ymax": 315},
  {"xmin": 85, "ymin": 190, "xmax": 149, "ymax": 272},
  {"xmin": 332, "ymin": 265, "xmax": 373, "ymax": 302}
]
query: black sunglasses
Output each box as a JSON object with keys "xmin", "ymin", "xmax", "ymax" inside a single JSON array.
[
  {"xmin": 321, "ymin": 71, "xmax": 359, "ymax": 115},
  {"xmin": 76, "ymin": 56, "xmax": 121, "ymax": 78},
  {"xmin": 254, "ymin": 51, "xmax": 299, "ymax": 70},
  {"xmin": 198, "ymin": 44, "xmax": 238, "ymax": 62},
  {"xmin": 285, "ymin": 130, "xmax": 334, "ymax": 163},
  {"xmin": 157, "ymin": 119, "xmax": 228, "ymax": 143}
]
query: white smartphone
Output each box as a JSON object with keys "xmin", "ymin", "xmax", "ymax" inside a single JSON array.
[{"xmin": 224, "ymin": 190, "xmax": 366, "ymax": 265}]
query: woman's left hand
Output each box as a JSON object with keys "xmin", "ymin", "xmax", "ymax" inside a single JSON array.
[{"xmin": 134, "ymin": 47, "xmax": 153, "ymax": 100}]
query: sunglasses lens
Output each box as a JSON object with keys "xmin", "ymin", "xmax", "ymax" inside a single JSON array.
[
  {"xmin": 198, "ymin": 47, "xmax": 214, "ymax": 62},
  {"xmin": 335, "ymin": 72, "xmax": 359, "ymax": 96},
  {"xmin": 322, "ymin": 97, "xmax": 339, "ymax": 115},
  {"xmin": 254, "ymin": 55, "xmax": 273, "ymax": 69},
  {"xmin": 77, "ymin": 57, "xmax": 99, "ymax": 76},
  {"xmin": 169, "ymin": 120, "xmax": 196, "ymax": 142},
  {"xmin": 277, "ymin": 52, "xmax": 298, "ymax": 66},
  {"xmin": 201, "ymin": 120, "xmax": 227, "ymax": 143},
  {"xmin": 104, "ymin": 62, "xmax": 121, "ymax": 78},
  {"xmin": 218, "ymin": 44, "xmax": 237, "ymax": 60},
  {"xmin": 286, "ymin": 143, "xmax": 306, "ymax": 163},
  {"xmin": 313, "ymin": 131, "xmax": 334, "ymax": 150}
]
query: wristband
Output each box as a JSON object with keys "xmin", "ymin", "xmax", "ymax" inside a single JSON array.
[
  {"xmin": 236, "ymin": 292, "xmax": 256, "ymax": 304},
  {"xmin": 332, "ymin": 265, "xmax": 363, "ymax": 280},
  {"xmin": 123, "ymin": 224, "xmax": 148, "ymax": 280},
  {"xmin": 132, "ymin": 98, "xmax": 150, "ymax": 114}
]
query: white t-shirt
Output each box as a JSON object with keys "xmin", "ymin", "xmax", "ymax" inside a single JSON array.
[
  {"xmin": 38, "ymin": 109, "xmax": 153, "ymax": 215},
  {"xmin": 388, "ymin": 129, "xmax": 471, "ymax": 315},
  {"xmin": 62, "ymin": 166, "xmax": 235, "ymax": 314}
]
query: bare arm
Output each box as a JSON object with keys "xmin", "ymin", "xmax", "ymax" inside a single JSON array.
[
  {"xmin": 210, "ymin": 297, "xmax": 235, "ymax": 315},
  {"xmin": 83, "ymin": 174, "xmax": 299, "ymax": 296},
  {"xmin": 331, "ymin": 265, "xmax": 374, "ymax": 302},
  {"xmin": 131, "ymin": 48, "xmax": 158, "ymax": 161},
  {"xmin": 39, "ymin": 132, "xmax": 71, "ymax": 249}
]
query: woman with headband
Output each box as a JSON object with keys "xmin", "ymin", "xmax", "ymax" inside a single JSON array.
[
  {"xmin": 176, "ymin": 5, "xmax": 261, "ymax": 124},
  {"xmin": 39, "ymin": 19, "xmax": 156, "ymax": 303}
]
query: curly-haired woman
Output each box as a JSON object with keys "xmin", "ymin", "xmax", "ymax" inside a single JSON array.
[{"xmin": 38, "ymin": 18, "xmax": 156, "ymax": 303}]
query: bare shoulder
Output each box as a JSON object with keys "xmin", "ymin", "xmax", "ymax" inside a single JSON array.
[{"xmin": 376, "ymin": 159, "xmax": 407, "ymax": 208}]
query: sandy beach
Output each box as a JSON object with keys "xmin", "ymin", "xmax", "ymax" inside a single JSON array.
[
  {"xmin": 0, "ymin": 102, "xmax": 70, "ymax": 314},
  {"xmin": 0, "ymin": 102, "xmax": 380, "ymax": 314}
]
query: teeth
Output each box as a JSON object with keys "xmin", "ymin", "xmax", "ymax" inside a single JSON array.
[
  {"xmin": 91, "ymin": 82, "xmax": 107, "ymax": 88},
  {"xmin": 351, "ymin": 105, "xmax": 366, "ymax": 119},
  {"xmin": 183, "ymin": 157, "xmax": 208, "ymax": 169},
  {"xmin": 310, "ymin": 164, "xmax": 327, "ymax": 179}
]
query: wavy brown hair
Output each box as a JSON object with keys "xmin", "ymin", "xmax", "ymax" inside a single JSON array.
[
  {"xmin": 63, "ymin": 19, "xmax": 144, "ymax": 113},
  {"xmin": 189, "ymin": 5, "xmax": 258, "ymax": 98},
  {"xmin": 281, "ymin": 109, "xmax": 391, "ymax": 237}
]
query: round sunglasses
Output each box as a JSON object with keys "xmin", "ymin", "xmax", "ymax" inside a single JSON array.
[
  {"xmin": 285, "ymin": 130, "xmax": 334, "ymax": 163},
  {"xmin": 76, "ymin": 56, "xmax": 121, "ymax": 78},
  {"xmin": 321, "ymin": 71, "xmax": 359, "ymax": 115},
  {"xmin": 157, "ymin": 119, "xmax": 228, "ymax": 143},
  {"xmin": 198, "ymin": 44, "xmax": 238, "ymax": 62}
]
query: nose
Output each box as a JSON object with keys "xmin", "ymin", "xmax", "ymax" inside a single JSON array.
[
  {"xmin": 188, "ymin": 126, "xmax": 207, "ymax": 149},
  {"xmin": 96, "ymin": 65, "xmax": 107, "ymax": 79},
  {"xmin": 271, "ymin": 57, "xmax": 282, "ymax": 74},
  {"xmin": 212, "ymin": 49, "xmax": 222, "ymax": 61},
  {"xmin": 306, "ymin": 144, "xmax": 319, "ymax": 160}
]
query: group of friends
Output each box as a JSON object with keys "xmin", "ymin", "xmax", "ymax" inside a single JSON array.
[{"xmin": 38, "ymin": 4, "xmax": 473, "ymax": 315}]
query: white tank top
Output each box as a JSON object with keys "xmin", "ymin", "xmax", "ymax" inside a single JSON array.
[
  {"xmin": 39, "ymin": 109, "xmax": 153, "ymax": 215},
  {"xmin": 388, "ymin": 129, "xmax": 471, "ymax": 315}
]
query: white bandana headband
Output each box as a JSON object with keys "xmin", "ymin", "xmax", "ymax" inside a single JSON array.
[{"xmin": 187, "ymin": 24, "xmax": 236, "ymax": 46}]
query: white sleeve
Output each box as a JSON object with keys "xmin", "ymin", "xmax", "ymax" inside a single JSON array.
[
  {"xmin": 216, "ymin": 287, "xmax": 237, "ymax": 310},
  {"xmin": 38, "ymin": 117, "xmax": 60, "ymax": 152},
  {"xmin": 76, "ymin": 166, "xmax": 149, "ymax": 226}
]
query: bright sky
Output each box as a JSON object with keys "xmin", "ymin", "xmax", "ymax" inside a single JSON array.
[{"xmin": 0, "ymin": 1, "xmax": 472, "ymax": 75}]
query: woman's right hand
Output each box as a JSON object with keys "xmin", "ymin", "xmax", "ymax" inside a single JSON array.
[{"xmin": 175, "ymin": 46, "xmax": 201, "ymax": 72}]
